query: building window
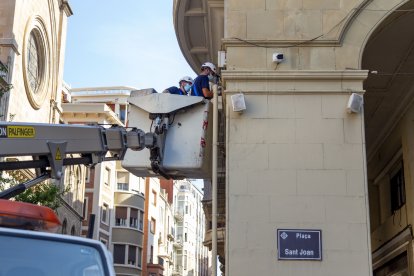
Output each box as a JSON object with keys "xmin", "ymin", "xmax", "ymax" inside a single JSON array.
[
  {"xmin": 139, "ymin": 210, "xmax": 144, "ymax": 231},
  {"xmin": 113, "ymin": 244, "xmax": 126, "ymax": 264},
  {"xmin": 117, "ymin": 172, "xmax": 129, "ymax": 190},
  {"xmin": 138, "ymin": 247, "xmax": 142, "ymax": 268},
  {"xmin": 61, "ymin": 219, "xmax": 67, "ymax": 235},
  {"xmin": 82, "ymin": 197, "xmax": 88, "ymax": 220},
  {"xmin": 23, "ymin": 20, "xmax": 50, "ymax": 109},
  {"xmin": 150, "ymin": 246, "xmax": 153, "ymax": 263},
  {"xmin": 152, "ymin": 190, "xmax": 157, "ymax": 206},
  {"xmin": 150, "ymin": 218, "xmax": 156, "ymax": 234},
  {"xmin": 27, "ymin": 31, "xmax": 42, "ymax": 93},
  {"xmin": 102, "ymin": 203, "xmax": 109, "ymax": 224},
  {"xmin": 390, "ymin": 162, "xmax": 406, "ymax": 213},
  {"xmin": 100, "ymin": 238, "xmax": 108, "ymax": 248},
  {"xmin": 70, "ymin": 226, "xmax": 75, "ymax": 236},
  {"xmin": 159, "ymin": 207, "xmax": 164, "ymax": 224},
  {"xmin": 128, "ymin": 245, "xmax": 137, "ymax": 266},
  {"xmin": 104, "ymin": 167, "xmax": 110, "ymax": 186},
  {"xmin": 117, "ymin": 182, "xmax": 129, "ymax": 190},
  {"xmin": 120, "ymin": 105, "xmax": 127, "ymax": 123},
  {"xmin": 115, "ymin": 207, "xmax": 127, "ymax": 226},
  {"xmin": 130, "ymin": 208, "xmax": 138, "ymax": 228}
]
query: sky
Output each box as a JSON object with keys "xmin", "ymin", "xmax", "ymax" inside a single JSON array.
[
  {"xmin": 64, "ymin": 0, "xmax": 204, "ymax": 190},
  {"xmin": 64, "ymin": 0, "xmax": 195, "ymax": 93}
]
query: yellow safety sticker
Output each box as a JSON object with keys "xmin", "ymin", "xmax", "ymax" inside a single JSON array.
[
  {"xmin": 1, "ymin": 126, "xmax": 36, "ymax": 138},
  {"xmin": 55, "ymin": 148, "xmax": 62, "ymax": 160}
]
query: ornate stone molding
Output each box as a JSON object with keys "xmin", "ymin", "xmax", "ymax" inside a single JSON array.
[
  {"xmin": 59, "ymin": 0, "xmax": 73, "ymax": 17},
  {"xmin": 222, "ymin": 70, "xmax": 368, "ymax": 80}
]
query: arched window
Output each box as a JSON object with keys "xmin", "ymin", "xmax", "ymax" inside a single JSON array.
[
  {"xmin": 70, "ymin": 226, "xmax": 75, "ymax": 236},
  {"xmin": 74, "ymin": 166, "xmax": 81, "ymax": 199},
  {"xmin": 62, "ymin": 219, "xmax": 67, "ymax": 234}
]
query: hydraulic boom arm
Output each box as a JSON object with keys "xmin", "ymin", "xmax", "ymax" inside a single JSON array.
[{"xmin": 0, "ymin": 122, "xmax": 153, "ymax": 198}]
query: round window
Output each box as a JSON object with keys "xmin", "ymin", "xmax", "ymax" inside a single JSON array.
[{"xmin": 23, "ymin": 17, "xmax": 50, "ymax": 110}]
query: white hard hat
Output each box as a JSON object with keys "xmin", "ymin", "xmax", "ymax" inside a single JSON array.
[
  {"xmin": 179, "ymin": 76, "xmax": 194, "ymax": 84},
  {"xmin": 201, "ymin": 62, "xmax": 217, "ymax": 74}
]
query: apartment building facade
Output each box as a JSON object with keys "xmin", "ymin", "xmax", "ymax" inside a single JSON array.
[
  {"xmin": 61, "ymin": 86, "xmax": 147, "ymax": 275},
  {"xmin": 142, "ymin": 177, "xmax": 210, "ymax": 276},
  {"xmin": 174, "ymin": 180, "xmax": 210, "ymax": 276},
  {"xmin": 174, "ymin": 0, "xmax": 414, "ymax": 275},
  {"xmin": 113, "ymin": 164, "xmax": 146, "ymax": 275},
  {"xmin": 157, "ymin": 179, "xmax": 177, "ymax": 276}
]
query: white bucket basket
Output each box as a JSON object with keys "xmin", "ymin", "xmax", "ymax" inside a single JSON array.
[{"xmin": 122, "ymin": 91, "xmax": 212, "ymax": 179}]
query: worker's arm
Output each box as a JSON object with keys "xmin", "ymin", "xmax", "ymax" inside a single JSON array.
[{"xmin": 202, "ymin": 87, "xmax": 214, "ymax": 98}]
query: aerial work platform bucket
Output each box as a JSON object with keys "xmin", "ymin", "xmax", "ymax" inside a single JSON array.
[{"xmin": 122, "ymin": 90, "xmax": 213, "ymax": 179}]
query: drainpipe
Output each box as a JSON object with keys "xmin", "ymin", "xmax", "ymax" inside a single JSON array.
[{"xmin": 212, "ymin": 85, "xmax": 218, "ymax": 276}]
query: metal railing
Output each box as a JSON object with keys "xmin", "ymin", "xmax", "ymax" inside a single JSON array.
[{"xmin": 173, "ymin": 265, "xmax": 183, "ymax": 275}]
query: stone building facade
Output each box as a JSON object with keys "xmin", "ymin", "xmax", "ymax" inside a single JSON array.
[
  {"xmin": 0, "ymin": 0, "xmax": 81, "ymax": 233},
  {"xmin": 0, "ymin": 0, "xmax": 71, "ymax": 123},
  {"xmin": 174, "ymin": 0, "xmax": 414, "ymax": 275}
]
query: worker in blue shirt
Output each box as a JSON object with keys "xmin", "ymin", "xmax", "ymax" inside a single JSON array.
[
  {"xmin": 163, "ymin": 76, "xmax": 194, "ymax": 96},
  {"xmin": 191, "ymin": 62, "xmax": 217, "ymax": 99}
]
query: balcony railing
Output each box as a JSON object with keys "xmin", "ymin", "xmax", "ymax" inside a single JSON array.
[
  {"xmin": 174, "ymin": 209, "xmax": 184, "ymax": 221},
  {"xmin": 173, "ymin": 265, "xmax": 183, "ymax": 275},
  {"xmin": 167, "ymin": 226, "xmax": 175, "ymax": 240},
  {"xmin": 203, "ymin": 227, "xmax": 226, "ymax": 251},
  {"xmin": 173, "ymin": 238, "xmax": 183, "ymax": 248}
]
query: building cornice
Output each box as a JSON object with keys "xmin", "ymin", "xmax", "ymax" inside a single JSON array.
[
  {"xmin": 222, "ymin": 38, "xmax": 341, "ymax": 49},
  {"xmin": 222, "ymin": 70, "xmax": 369, "ymax": 94},
  {"xmin": 60, "ymin": 0, "xmax": 73, "ymax": 17},
  {"xmin": 174, "ymin": 0, "xmax": 224, "ymax": 73},
  {"xmin": 61, "ymin": 103, "xmax": 124, "ymax": 125},
  {"xmin": 222, "ymin": 70, "xmax": 368, "ymax": 81},
  {"xmin": 0, "ymin": 38, "xmax": 20, "ymax": 55}
]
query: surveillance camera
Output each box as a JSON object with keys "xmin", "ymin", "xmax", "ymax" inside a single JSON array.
[{"xmin": 272, "ymin": 53, "xmax": 284, "ymax": 63}]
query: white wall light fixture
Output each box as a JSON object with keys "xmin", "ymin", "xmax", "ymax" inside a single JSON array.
[
  {"xmin": 347, "ymin": 93, "xmax": 364, "ymax": 113},
  {"xmin": 218, "ymin": 51, "xmax": 226, "ymax": 68},
  {"xmin": 231, "ymin": 93, "xmax": 246, "ymax": 112}
]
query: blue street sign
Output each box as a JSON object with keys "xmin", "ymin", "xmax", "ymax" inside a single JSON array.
[{"xmin": 277, "ymin": 229, "xmax": 322, "ymax": 260}]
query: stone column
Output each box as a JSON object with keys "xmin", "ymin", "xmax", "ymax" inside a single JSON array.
[{"xmin": 222, "ymin": 69, "xmax": 371, "ymax": 275}]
